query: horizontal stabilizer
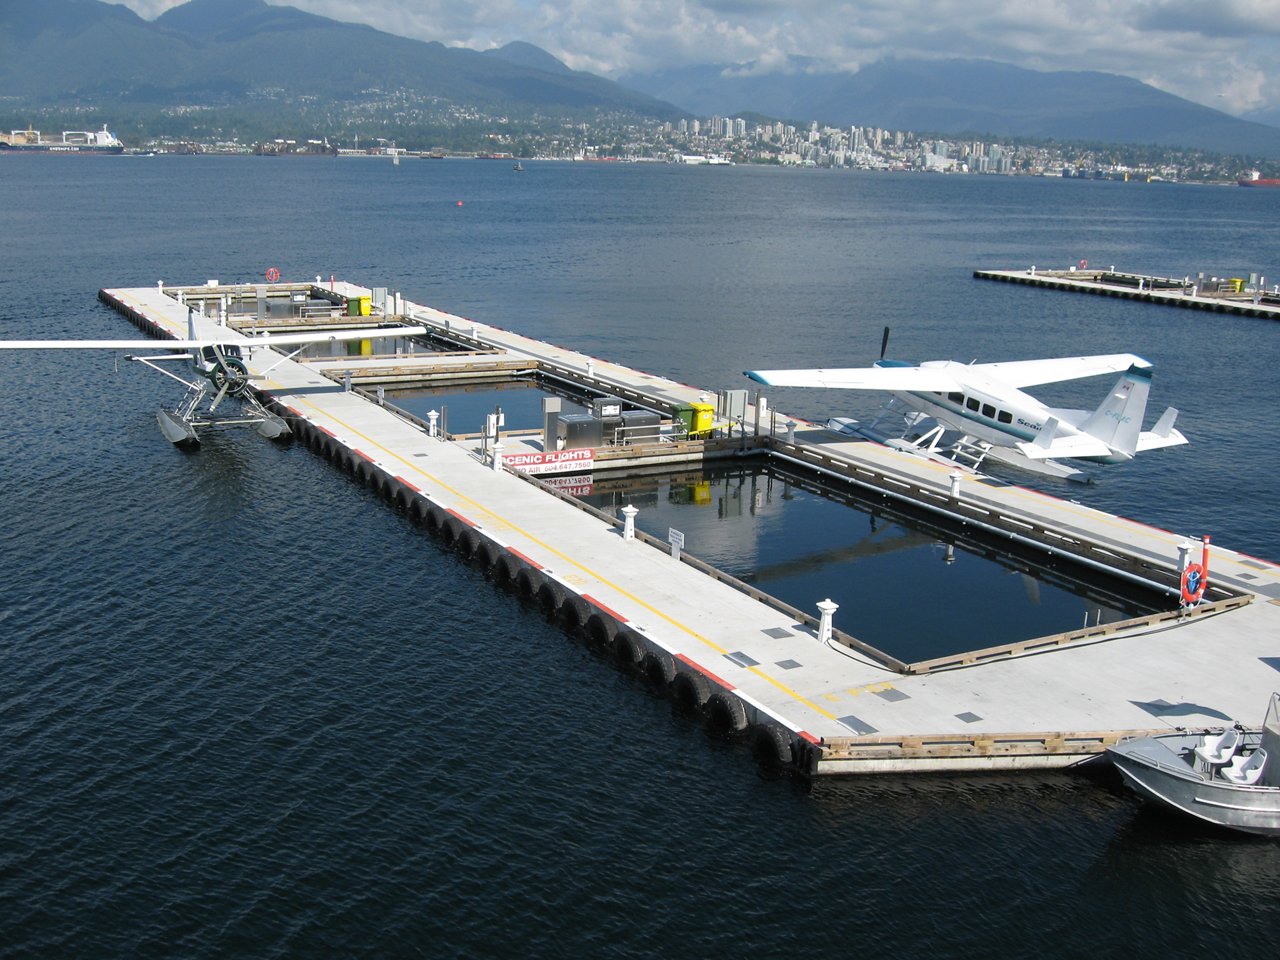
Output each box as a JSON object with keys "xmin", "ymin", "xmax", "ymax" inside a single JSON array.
[
  {"xmin": 1016, "ymin": 433, "xmax": 1115, "ymax": 460},
  {"xmin": 1136, "ymin": 408, "xmax": 1188, "ymax": 451}
]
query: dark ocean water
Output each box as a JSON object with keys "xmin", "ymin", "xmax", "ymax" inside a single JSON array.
[{"xmin": 2, "ymin": 157, "xmax": 1279, "ymax": 958}]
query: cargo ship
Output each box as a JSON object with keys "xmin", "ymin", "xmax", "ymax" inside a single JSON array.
[
  {"xmin": 0, "ymin": 124, "xmax": 124, "ymax": 154},
  {"xmin": 1238, "ymin": 170, "xmax": 1280, "ymax": 187}
]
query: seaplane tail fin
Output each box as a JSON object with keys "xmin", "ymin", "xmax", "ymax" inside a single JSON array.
[
  {"xmin": 1079, "ymin": 364, "xmax": 1151, "ymax": 457},
  {"xmin": 1136, "ymin": 406, "xmax": 1189, "ymax": 451}
]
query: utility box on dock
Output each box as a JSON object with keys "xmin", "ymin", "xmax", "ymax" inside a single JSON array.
[
  {"xmin": 618, "ymin": 409, "xmax": 660, "ymax": 444},
  {"xmin": 717, "ymin": 389, "xmax": 748, "ymax": 422},
  {"xmin": 557, "ymin": 413, "xmax": 603, "ymax": 450},
  {"xmin": 591, "ymin": 395, "xmax": 624, "ymax": 418}
]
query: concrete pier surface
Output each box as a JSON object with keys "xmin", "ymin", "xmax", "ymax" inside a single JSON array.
[
  {"xmin": 98, "ymin": 279, "xmax": 1280, "ymax": 775},
  {"xmin": 975, "ymin": 266, "xmax": 1280, "ymax": 321}
]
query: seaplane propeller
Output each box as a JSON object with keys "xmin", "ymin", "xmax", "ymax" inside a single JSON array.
[{"xmin": 207, "ymin": 350, "xmax": 251, "ymax": 397}]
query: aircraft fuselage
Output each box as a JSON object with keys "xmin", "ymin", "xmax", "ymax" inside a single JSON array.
[{"xmin": 884, "ymin": 362, "xmax": 1131, "ymax": 464}]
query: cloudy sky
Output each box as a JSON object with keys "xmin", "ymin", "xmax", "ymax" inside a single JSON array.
[{"xmin": 116, "ymin": 0, "xmax": 1280, "ymax": 117}]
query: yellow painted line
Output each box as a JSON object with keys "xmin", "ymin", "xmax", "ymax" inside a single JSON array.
[{"xmin": 275, "ymin": 384, "xmax": 841, "ymax": 723}]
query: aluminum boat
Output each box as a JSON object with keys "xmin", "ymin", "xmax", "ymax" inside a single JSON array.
[{"xmin": 1107, "ymin": 692, "xmax": 1280, "ymax": 836}]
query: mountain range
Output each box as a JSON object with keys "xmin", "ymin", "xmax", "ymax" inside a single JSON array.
[
  {"xmin": 0, "ymin": 0, "xmax": 681, "ymax": 120},
  {"xmin": 3, "ymin": 0, "xmax": 1280, "ymax": 158},
  {"xmin": 622, "ymin": 57, "xmax": 1280, "ymax": 158}
]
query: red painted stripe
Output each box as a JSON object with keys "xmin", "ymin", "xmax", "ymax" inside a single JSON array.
[
  {"xmin": 506, "ymin": 547, "xmax": 542, "ymax": 570},
  {"xmin": 285, "ymin": 405, "xmax": 302, "ymax": 417},
  {"xmin": 317, "ymin": 425, "xmax": 336, "ymax": 438},
  {"xmin": 798, "ymin": 730, "xmax": 821, "ymax": 745},
  {"xmin": 674, "ymin": 653, "xmax": 734, "ymax": 691},
  {"xmin": 395, "ymin": 476, "xmax": 421, "ymax": 493},
  {"xmin": 446, "ymin": 508, "xmax": 476, "ymax": 527},
  {"xmin": 354, "ymin": 449, "xmax": 376, "ymax": 463},
  {"xmin": 582, "ymin": 594, "xmax": 629, "ymax": 624}
]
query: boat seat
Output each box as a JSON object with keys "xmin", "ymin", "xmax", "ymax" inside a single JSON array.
[
  {"xmin": 1221, "ymin": 749, "xmax": 1268, "ymax": 786},
  {"xmin": 1194, "ymin": 728, "xmax": 1241, "ymax": 767}
]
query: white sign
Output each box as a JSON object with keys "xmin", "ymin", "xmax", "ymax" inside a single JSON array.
[
  {"xmin": 668, "ymin": 527, "xmax": 685, "ymax": 561},
  {"xmin": 503, "ymin": 448, "xmax": 595, "ymax": 475}
]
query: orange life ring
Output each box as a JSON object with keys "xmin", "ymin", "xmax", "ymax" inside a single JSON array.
[
  {"xmin": 1180, "ymin": 562, "xmax": 1206, "ymax": 604},
  {"xmin": 1078, "ymin": 259, "xmax": 1088, "ymax": 270},
  {"xmin": 265, "ymin": 267, "xmax": 280, "ymax": 282}
]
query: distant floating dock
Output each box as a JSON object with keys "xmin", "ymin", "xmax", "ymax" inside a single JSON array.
[
  {"xmin": 976, "ymin": 265, "xmax": 1280, "ymax": 320},
  {"xmin": 95, "ymin": 279, "xmax": 1280, "ymax": 776}
]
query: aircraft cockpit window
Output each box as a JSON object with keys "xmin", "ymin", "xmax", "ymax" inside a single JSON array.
[
  {"xmin": 201, "ymin": 346, "xmax": 216, "ymax": 362},
  {"xmin": 948, "ymin": 392, "xmax": 963, "ymax": 403},
  {"xmin": 998, "ymin": 410, "xmax": 1012, "ymax": 424}
]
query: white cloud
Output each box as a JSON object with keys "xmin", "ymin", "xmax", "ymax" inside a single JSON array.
[{"xmin": 110, "ymin": 0, "xmax": 1280, "ymax": 114}]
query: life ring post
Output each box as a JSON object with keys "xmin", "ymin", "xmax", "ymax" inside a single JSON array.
[
  {"xmin": 1179, "ymin": 534, "xmax": 1211, "ymax": 607},
  {"xmin": 265, "ymin": 267, "xmax": 280, "ymax": 282}
]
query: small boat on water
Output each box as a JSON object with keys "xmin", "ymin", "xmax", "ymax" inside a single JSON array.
[
  {"xmin": 513, "ymin": 161, "xmax": 524, "ymax": 171},
  {"xmin": 1107, "ymin": 692, "xmax": 1280, "ymax": 836}
]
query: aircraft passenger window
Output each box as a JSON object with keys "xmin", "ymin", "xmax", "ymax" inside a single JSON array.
[
  {"xmin": 998, "ymin": 410, "xmax": 1012, "ymax": 424},
  {"xmin": 982, "ymin": 403, "xmax": 996, "ymax": 418},
  {"xmin": 966, "ymin": 397, "xmax": 980, "ymax": 411},
  {"xmin": 948, "ymin": 392, "xmax": 963, "ymax": 403}
]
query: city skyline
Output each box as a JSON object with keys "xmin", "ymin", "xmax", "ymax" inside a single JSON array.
[{"xmin": 113, "ymin": 0, "xmax": 1280, "ymax": 121}]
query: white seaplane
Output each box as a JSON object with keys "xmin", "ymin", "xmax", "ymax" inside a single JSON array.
[
  {"xmin": 745, "ymin": 330, "xmax": 1187, "ymax": 481},
  {"xmin": 2, "ymin": 307, "xmax": 426, "ymax": 444}
]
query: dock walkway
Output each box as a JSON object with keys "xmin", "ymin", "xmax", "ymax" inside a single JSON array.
[
  {"xmin": 99, "ymin": 281, "xmax": 1280, "ymax": 774},
  {"xmin": 975, "ymin": 266, "xmax": 1280, "ymax": 321}
]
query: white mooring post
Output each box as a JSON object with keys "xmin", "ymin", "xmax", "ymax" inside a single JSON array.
[
  {"xmin": 586, "ymin": 358, "xmax": 595, "ymax": 378},
  {"xmin": 157, "ymin": 280, "xmax": 164, "ymax": 293},
  {"xmin": 621, "ymin": 504, "xmax": 638, "ymax": 541},
  {"xmin": 376, "ymin": 385, "xmax": 385, "ymax": 406},
  {"xmin": 491, "ymin": 441, "xmax": 504, "ymax": 472},
  {"xmin": 342, "ymin": 371, "xmax": 352, "ymax": 392},
  {"xmin": 949, "ymin": 471, "xmax": 963, "ymax": 498},
  {"xmin": 786, "ymin": 420, "xmax": 797, "ymax": 445},
  {"xmin": 427, "ymin": 409, "xmax": 439, "ymax": 438},
  {"xmin": 816, "ymin": 599, "xmax": 839, "ymax": 644},
  {"xmin": 1176, "ymin": 540, "xmax": 1193, "ymax": 573}
]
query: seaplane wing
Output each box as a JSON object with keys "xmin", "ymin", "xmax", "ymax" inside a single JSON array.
[
  {"xmin": 744, "ymin": 366, "xmax": 961, "ymax": 391},
  {"xmin": 971, "ymin": 354, "xmax": 1150, "ymax": 388},
  {"xmin": 0, "ymin": 325, "xmax": 429, "ymax": 352}
]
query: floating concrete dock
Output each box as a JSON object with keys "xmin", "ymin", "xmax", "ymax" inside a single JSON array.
[
  {"xmin": 976, "ymin": 265, "xmax": 1280, "ymax": 320},
  {"xmin": 97, "ymin": 279, "xmax": 1280, "ymax": 775}
]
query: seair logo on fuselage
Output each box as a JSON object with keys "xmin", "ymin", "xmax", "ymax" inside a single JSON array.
[{"xmin": 1016, "ymin": 418, "xmax": 1041, "ymax": 432}]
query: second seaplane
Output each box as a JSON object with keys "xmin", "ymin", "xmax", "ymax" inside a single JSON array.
[
  {"xmin": 3, "ymin": 306, "xmax": 426, "ymax": 445},
  {"xmin": 745, "ymin": 329, "xmax": 1188, "ymax": 481}
]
